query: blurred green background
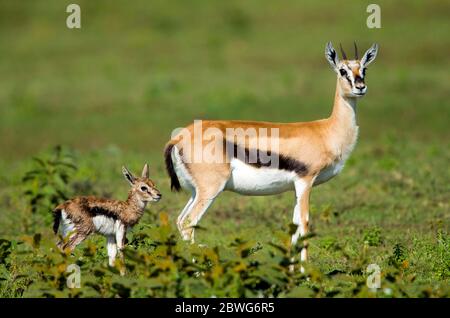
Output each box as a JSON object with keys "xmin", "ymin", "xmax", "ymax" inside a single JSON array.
[
  {"xmin": 0, "ymin": 0, "xmax": 448, "ymax": 295},
  {"xmin": 0, "ymin": 0, "xmax": 448, "ymax": 162}
]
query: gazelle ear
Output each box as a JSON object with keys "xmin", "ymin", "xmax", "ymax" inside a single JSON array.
[
  {"xmin": 141, "ymin": 163, "xmax": 149, "ymax": 179},
  {"xmin": 122, "ymin": 166, "xmax": 135, "ymax": 185},
  {"xmin": 361, "ymin": 43, "xmax": 378, "ymax": 67},
  {"xmin": 325, "ymin": 42, "xmax": 339, "ymax": 72}
]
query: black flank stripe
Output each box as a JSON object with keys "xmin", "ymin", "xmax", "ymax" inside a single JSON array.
[
  {"xmin": 79, "ymin": 197, "xmax": 118, "ymax": 221},
  {"xmin": 225, "ymin": 141, "xmax": 308, "ymax": 176}
]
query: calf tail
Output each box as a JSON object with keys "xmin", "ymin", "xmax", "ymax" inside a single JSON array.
[{"xmin": 52, "ymin": 208, "xmax": 62, "ymax": 234}]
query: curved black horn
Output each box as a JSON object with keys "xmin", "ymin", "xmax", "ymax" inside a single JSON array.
[
  {"xmin": 354, "ymin": 41, "xmax": 359, "ymax": 59},
  {"xmin": 339, "ymin": 43, "xmax": 347, "ymax": 60}
]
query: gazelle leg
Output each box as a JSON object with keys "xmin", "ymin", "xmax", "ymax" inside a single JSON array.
[
  {"xmin": 106, "ymin": 235, "xmax": 117, "ymax": 267},
  {"xmin": 115, "ymin": 223, "xmax": 126, "ymax": 275},
  {"xmin": 291, "ymin": 178, "xmax": 312, "ymax": 271},
  {"xmin": 176, "ymin": 194, "xmax": 195, "ymax": 233},
  {"xmin": 179, "ymin": 182, "xmax": 225, "ymax": 243},
  {"xmin": 61, "ymin": 232, "xmax": 87, "ymax": 252},
  {"xmin": 176, "ymin": 161, "xmax": 230, "ymax": 242},
  {"xmin": 179, "ymin": 196, "xmax": 217, "ymax": 243}
]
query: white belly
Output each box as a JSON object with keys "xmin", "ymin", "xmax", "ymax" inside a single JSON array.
[
  {"xmin": 314, "ymin": 160, "xmax": 345, "ymax": 186},
  {"xmin": 60, "ymin": 211, "xmax": 75, "ymax": 238},
  {"xmin": 225, "ymin": 159, "xmax": 296, "ymax": 195},
  {"xmin": 93, "ymin": 215, "xmax": 121, "ymax": 235}
]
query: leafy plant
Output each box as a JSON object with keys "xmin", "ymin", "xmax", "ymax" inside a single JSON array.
[
  {"xmin": 0, "ymin": 214, "xmax": 448, "ymax": 298},
  {"xmin": 363, "ymin": 227, "xmax": 383, "ymax": 247},
  {"xmin": 434, "ymin": 230, "xmax": 450, "ymax": 279},
  {"xmin": 0, "ymin": 239, "xmax": 12, "ymax": 266},
  {"xmin": 388, "ymin": 243, "xmax": 407, "ymax": 267},
  {"xmin": 22, "ymin": 146, "xmax": 77, "ymax": 228}
]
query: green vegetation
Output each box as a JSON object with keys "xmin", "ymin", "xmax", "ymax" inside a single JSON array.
[{"xmin": 0, "ymin": 1, "xmax": 448, "ymax": 297}]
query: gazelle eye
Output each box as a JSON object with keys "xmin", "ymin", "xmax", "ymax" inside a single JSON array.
[
  {"xmin": 339, "ymin": 69, "xmax": 347, "ymax": 76},
  {"xmin": 140, "ymin": 186, "xmax": 148, "ymax": 192}
]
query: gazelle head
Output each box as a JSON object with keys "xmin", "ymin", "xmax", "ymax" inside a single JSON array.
[
  {"xmin": 325, "ymin": 42, "xmax": 378, "ymax": 98},
  {"xmin": 122, "ymin": 164, "xmax": 162, "ymax": 203}
]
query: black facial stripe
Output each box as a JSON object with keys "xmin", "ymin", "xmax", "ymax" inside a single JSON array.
[
  {"xmin": 340, "ymin": 66, "xmax": 353, "ymax": 84},
  {"xmin": 354, "ymin": 75, "xmax": 365, "ymax": 86},
  {"xmin": 341, "ymin": 72, "xmax": 352, "ymax": 84}
]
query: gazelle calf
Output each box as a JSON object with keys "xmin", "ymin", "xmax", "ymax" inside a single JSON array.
[
  {"xmin": 164, "ymin": 42, "xmax": 378, "ymax": 268},
  {"xmin": 52, "ymin": 164, "xmax": 161, "ymax": 273}
]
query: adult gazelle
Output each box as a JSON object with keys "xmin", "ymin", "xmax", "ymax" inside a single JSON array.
[{"xmin": 164, "ymin": 42, "xmax": 378, "ymax": 267}]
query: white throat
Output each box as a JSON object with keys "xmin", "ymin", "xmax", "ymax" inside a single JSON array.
[
  {"xmin": 341, "ymin": 96, "xmax": 357, "ymax": 126},
  {"xmin": 138, "ymin": 200, "xmax": 148, "ymax": 210},
  {"xmin": 328, "ymin": 88, "xmax": 360, "ymax": 162}
]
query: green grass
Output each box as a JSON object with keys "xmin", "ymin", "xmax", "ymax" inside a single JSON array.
[{"xmin": 0, "ymin": 0, "xmax": 449, "ymax": 297}]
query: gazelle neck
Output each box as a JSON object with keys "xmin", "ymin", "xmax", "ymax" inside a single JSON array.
[
  {"xmin": 126, "ymin": 192, "xmax": 147, "ymax": 212},
  {"xmin": 326, "ymin": 80, "xmax": 359, "ymax": 161},
  {"xmin": 330, "ymin": 81, "xmax": 357, "ymax": 126}
]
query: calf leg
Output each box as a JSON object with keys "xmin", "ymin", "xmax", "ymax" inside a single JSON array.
[
  {"xmin": 115, "ymin": 223, "xmax": 126, "ymax": 275},
  {"xmin": 60, "ymin": 232, "xmax": 87, "ymax": 252},
  {"xmin": 106, "ymin": 235, "xmax": 117, "ymax": 267}
]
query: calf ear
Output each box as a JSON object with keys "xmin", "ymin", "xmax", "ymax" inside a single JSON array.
[
  {"xmin": 325, "ymin": 42, "xmax": 339, "ymax": 72},
  {"xmin": 141, "ymin": 163, "xmax": 149, "ymax": 178},
  {"xmin": 122, "ymin": 166, "xmax": 135, "ymax": 185},
  {"xmin": 361, "ymin": 43, "xmax": 379, "ymax": 67}
]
